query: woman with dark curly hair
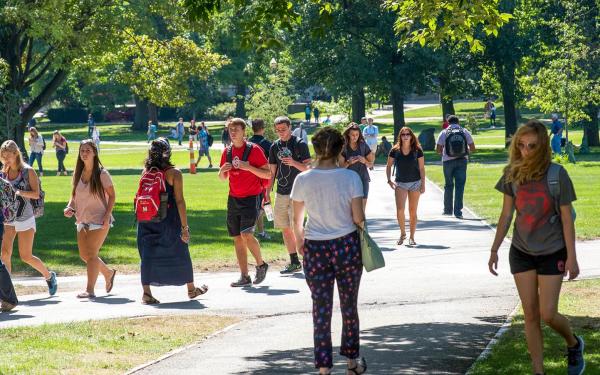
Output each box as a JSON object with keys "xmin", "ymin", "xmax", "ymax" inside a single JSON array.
[{"xmin": 137, "ymin": 138, "xmax": 207, "ymax": 304}]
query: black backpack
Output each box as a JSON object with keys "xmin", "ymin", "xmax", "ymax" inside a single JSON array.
[
  {"xmin": 207, "ymin": 133, "xmax": 214, "ymax": 146},
  {"xmin": 42, "ymin": 137, "xmax": 46, "ymax": 150},
  {"xmin": 444, "ymin": 127, "xmax": 468, "ymax": 158}
]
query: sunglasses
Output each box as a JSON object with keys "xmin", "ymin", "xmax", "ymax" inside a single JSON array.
[
  {"xmin": 517, "ymin": 142, "xmax": 537, "ymax": 151},
  {"xmin": 400, "ymin": 133, "xmax": 411, "ymax": 137}
]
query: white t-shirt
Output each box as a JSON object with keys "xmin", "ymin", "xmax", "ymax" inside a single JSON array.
[
  {"xmin": 291, "ymin": 168, "xmax": 363, "ymax": 241},
  {"xmin": 292, "ymin": 127, "xmax": 308, "ymax": 144}
]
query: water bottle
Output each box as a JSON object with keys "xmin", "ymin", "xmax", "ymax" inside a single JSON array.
[{"xmin": 264, "ymin": 202, "xmax": 274, "ymax": 222}]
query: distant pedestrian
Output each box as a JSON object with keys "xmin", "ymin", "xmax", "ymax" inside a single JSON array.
[
  {"xmin": 359, "ymin": 117, "xmax": 367, "ymax": 132},
  {"xmin": 436, "ymin": 115, "xmax": 475, "ymax": 219},
  {"xmin": 0, "ymin": 182, "xmax": 19, "ymax": 312},
  {"xmin": 28, "ymin": 127, "xmax": 44, "ymax": 176},
  {"xmin": 304, "ymin": 103, "xmax": 311, "ymax": 124},
  {"xmin": 362, "ymin": 117, "xmax": 379, "ymax": 153},
  {"xmin": 221, "ymin": 123, "xmax": 231, "ymax": 148},
  {"xmin": 0, "ymin": 140, "xmax": 57, "ymax": 296},
  {"xmin": 87, "ymin": 114, "xmax": 95, "ymax": 138},
  {"xmin": 147, "ymin": 120, "xmax": 157, "ymax": 142},
  {"xmin": 291, "ymin": 127, "xmax": 367, "ymax": 375},
  {"xmin": 488, "ymin": 119, "xmax": 584, "ymax": 375},
  {"xmin": 268, "ymin": 116, "xmax": 311, "ymax": 274},
  {"xmin": 91, "ymin": 126, "xmax": 101, "ymax": 152},
  {"xmin": 64, "ymin": 140, "xmax": 116, "ymax": 298},
  {"xmin": 322, "ymin": 115, "xmax": 332, "ymax": 125},
  {"xmin": 52, "ymin": 130, "xmax": 68, "ymax": 176},
  {"xmin": 195, "ymin": 122, "xmax": 213, "ymax": 168},
  {"xmin": 137, "ymin": 138, "xmax": 208, "ymax": 304},
  {"xmin": 550, "ymin": 113, "xmax": 563, "ymax": 155},
  {"xmin": 249, "ymin": 119, "xmax": 273, "ymax": 241},
  {"xmin": 189, "ymin": 119, "xmax": 199, "ymax": 144},
  {"xmin": 176, "ymin": 117, "xmax": 185, "ymax": 146},
  {"xmin": 313, "ymin": 107, "xmax": 320, "ymax": 124},
  {"xmin": 442, "ymin": 115, "xmax": 450, "ymax": 130},
  {"xmin": 375, "ymin": 136, "xmax": 392, "ymax": 157},
  {"xmin": 386, "ymin": 127, "xmax": 425, "ymax": 246},
  {"xmin": 292, "ymin": 122, "xmax": 308, "ymax": 144},
  {"xmin": 340, "ymin": 123, "xmax": 374, "ymax": 211},
  {"xmin": 219, "ymin": 118, "xmax": 270, "ymax": 287}
]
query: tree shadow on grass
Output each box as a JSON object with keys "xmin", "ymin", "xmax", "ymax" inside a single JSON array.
[{"xmin": 235, "ymin": 320, "xmax": 506, "ymax": 374}]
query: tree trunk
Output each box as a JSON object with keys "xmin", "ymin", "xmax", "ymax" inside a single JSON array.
[
  {"xmin": 391, "ymin": 87, "xmax": 405, "ymax": 143},
  {"xmin": 132, "ymin": 95, "xmax": 149, "ymax": 131},
  {"xmin": 584, "ymin": 104, "xmax": 599, "ymax": 147},
  {"xmin": 235, "ymin": 83, "xmax": 246, "ymax": 118},
  {"xmin": 439, "ymin": 77, "xmax": 455, "ymax": 118},
  {"xmin": 351, "ymin": 88, "xmax": 365, "ymax": 123},
  {"xmin": 148, "ymin": 103, "xmax": 158, "ymax": 125},
  {"xmin": 496, "ymin": 61, "xmax": 518, "ymax": 146}
]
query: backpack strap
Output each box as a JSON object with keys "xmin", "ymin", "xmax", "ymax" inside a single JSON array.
[
  {"xmin": 226, "ymin": 145, "xmax": 233, "ymax": 164},
  {"xmin": 547, "ymin": 163, "xmax": 562, "ymax": 223},
  {"xmin": 242, "ymin": 142, "xmax": 253, "ymax": 162}
]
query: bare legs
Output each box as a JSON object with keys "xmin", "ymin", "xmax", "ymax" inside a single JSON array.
[
  {"xmin": 234, "ymin": 233, "xmax": 265, "ymax": 276},
  {"xmin": 1, "ymin": 226, "xmax": 50, "ymax": 279},
  {"xmin": 77, "ymin": 226, "xmax": 113, "ymax": 295},
  {"xmin": 394, "ymin": 188, "xmax": 421, "ymax": 243},
  {"xmin": 514, "ymin": 271, "xmax": 577, "ymax": 374}
]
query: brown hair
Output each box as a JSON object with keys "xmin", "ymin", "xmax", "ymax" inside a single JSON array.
[
  {"xmin": 312, "ymin": 127, "xmax": 344, "ymax": 162},
  {"xmin": 504, "ymin": 119, "xmax": 551, "ymax": 185},
  {"xmin": 72, "ymin": 140, "xmax": 106, "ymax": 200},
  {"xmin": 392, "ymin": 126, "xmax": 422, "ymax": 152},
  {"xmin": 342, "ymin": 123, "xmax": 367, "ymax": 148},
  {"xmin": 252, "ymin": 118, "xmax": 265, "ymax": 132},
  {"xmin": 229, "ymin": 117, "xmax": 246, "ymax": 130}
]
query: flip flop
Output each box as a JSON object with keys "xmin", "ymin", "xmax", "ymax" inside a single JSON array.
[
  {"xmin": 77, "ymin": 291, "xmax": 96, "ymax": 299},
  {"xmin": 188, "ymin": 285, "xmax": 209, "ymax": 299},
  {"xmin": 396, "ymin": 234, "xmax": 406, "ymax": 245},
  {"xmin": 106, "ymin": 269, "xmax": 117, "ymax": 293},
  {"xmin": 142, "ymin": 293, "xmax": 160, "ymax": 305},
  {"xmin": 347, "ymin": 357, "xmax": 367, "ymax": 375}
]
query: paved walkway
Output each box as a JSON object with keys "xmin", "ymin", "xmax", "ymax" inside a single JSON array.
[{"xmin": 4, "ymin": 168, "xmax": 599, "ymax": 374}]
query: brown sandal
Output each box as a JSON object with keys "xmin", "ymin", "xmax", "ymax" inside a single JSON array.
[
  {"xmin": 142, "ymin": 293, "xmax": 160, "ymax": 305},
  {"xmin": 106, "ymin": 269, "xmax": 116, "ymax": 293},
  {"xmin": 188, "ymin": 285, "xmax": 209, "ymax": 299},
  {"xmin": 396, "ymin": 234, "xmax": 406, "ymax": 245},
  {"xmin": 77, "ymin": 291, "xmax": 96, "ymax": 299}
]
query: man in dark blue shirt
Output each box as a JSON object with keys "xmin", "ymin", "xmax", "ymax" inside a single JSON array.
[{"xmin": 249, "ymin": 119, "xmax": 273, "ymax": 240}]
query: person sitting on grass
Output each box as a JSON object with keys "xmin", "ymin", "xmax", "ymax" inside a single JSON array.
[{"xmin": 488, "ymin": 119, "xmax": 584, "ymax": 375}]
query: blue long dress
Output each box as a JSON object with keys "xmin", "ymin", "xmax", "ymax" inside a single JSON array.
[{"xmin": 137, "ymin": 182, "xmax": 193, "ymax": 286}]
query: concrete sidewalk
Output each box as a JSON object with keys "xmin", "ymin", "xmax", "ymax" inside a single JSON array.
[{"xmin": 4, "ymin": 167, "xmax": 599, "ymax": 374}]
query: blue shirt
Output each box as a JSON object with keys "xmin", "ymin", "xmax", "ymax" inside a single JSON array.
[{"xmin": 551, "ymin": 120, "xmax": 563, "ymax": 136}]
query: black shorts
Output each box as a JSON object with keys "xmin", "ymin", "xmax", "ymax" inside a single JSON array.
[
  {"xmin": 227, "ymin": 195, "xmax": 261, "ymax": 237},
  {"xmin": 509, "ymin": 246, "xmax": 567, "ymax": 275}
]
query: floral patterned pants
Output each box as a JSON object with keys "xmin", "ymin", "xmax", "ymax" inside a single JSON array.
[{"xmin": 303, "ymin": 231, "xmax": 363, "ymax": 369}]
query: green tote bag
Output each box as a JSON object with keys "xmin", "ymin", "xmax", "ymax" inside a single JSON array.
[{"xmin": 358, "ymin": 224, "xmax": 385, "ymax": 272}]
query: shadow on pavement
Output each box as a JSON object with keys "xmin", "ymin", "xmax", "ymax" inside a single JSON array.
[
  {"xmin": 235, "ymin": 321, "xmax": 503, "ymax": 374},
  {"xmin": 153, "ymin": 300, "xmax": 206, "ymax": 310},
  {"xmin": 280, "ymin": 273, "xmax": 306, "ymax": 280},
  {"xmin": 88, "ymin": 296, "xmax": 136, "ymax": 305},
  {"xmin": 0, "ymin": 313, "xmax": 35, "ymax": 321},
  {"xmin": 241, "ymin": 286, "xmax": 300, "ymax": 296},
  {"xmin": 18, "ymin": 298, "xmax": 61, "ymax": 307}
]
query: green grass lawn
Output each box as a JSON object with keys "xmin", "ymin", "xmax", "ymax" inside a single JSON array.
[
  {"xmin": 375, "ymin": 101, "xmax": 545, "ymax": 119},
  {"xmin": 0, "ymin": 315, "xmax": 238, "ymax": 374},
  {"xmin": 470, "ymin": 278, "xmax": 600, "ymax": 374},
  {"xmin": 426, "ymin": 161, "xmax": 600, "ymax": 239}
]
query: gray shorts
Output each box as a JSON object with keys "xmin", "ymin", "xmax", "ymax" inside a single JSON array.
[{"xmin": 395, "ymin": 180, "xmax": 422, "ymax": 192}]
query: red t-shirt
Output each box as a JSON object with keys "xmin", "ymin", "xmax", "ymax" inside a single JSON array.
[{"xmin": 220, "ymin": 142, "xmax": 268, "ymax": 198}]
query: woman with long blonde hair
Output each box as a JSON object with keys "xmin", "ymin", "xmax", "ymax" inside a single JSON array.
[
  {"xmin": 0, "ymin": 140, "xmax": 57, "ymax": 295},
  {"xmin": 385, "ymin": 127, "xmax": 425, "ymax": 246},
  {"xmin": 64, "ymin": 140, "xmax": 116, "ymax": 298},
  {"xmin": 488, "ymin": 119, "xmax": 584, "ymax": 375}
]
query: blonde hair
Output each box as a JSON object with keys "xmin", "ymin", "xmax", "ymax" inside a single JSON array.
[
  {"xmin": 0, "ymin": 140, "xmax": 26, "ymax": 173},
  {"xmin": 504, "ymin": 119, "xmax": 552, "ymax": 185}
]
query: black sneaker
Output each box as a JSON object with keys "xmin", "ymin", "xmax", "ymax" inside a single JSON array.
[
  {"xmin": 567, "ymin": 335, "xmax": 585, "ymax": 375},
  {"xmin": 230, "ymin": 275, "xmax": 252, "ymax": 287},
  {"xmin": 253, "ymin": 263, "xmax": 269, "ymax": 284},
  {"xmin": 455, "ymin": 214, "xmax": 464, "ymax": 219},
  {"xmin": 280, "ymin": 263, "xmax": 302, "ymax": 274}
]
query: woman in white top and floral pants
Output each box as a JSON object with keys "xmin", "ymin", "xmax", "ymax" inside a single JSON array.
[{"xmin": 291, "ymin": 127, "xmax": 367, "ymax": 375}]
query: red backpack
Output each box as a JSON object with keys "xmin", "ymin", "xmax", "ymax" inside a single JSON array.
[{"xmin": 134, "ymin": 167, "xmax": 169, "ymax": 222}]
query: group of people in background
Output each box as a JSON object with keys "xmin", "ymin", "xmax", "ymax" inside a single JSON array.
[{"xmin": 0, "ymin": 109, "xmax": 585, "ymax": 375}]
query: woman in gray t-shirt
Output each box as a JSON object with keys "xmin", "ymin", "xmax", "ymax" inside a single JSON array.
[
  {"xmin": 291, "ymin": 127, "xmax": 367, "ymax": 375},
  {"xmin": 0, "ymin": 141, "xmax": 57, "ymax": 296},
  {"xmin": 487, "ymin": 120, "xmax": 584, "ymax": 375}
]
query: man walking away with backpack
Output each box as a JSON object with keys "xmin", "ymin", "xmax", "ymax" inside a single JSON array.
[
  {"xmin": 249, "ymin": 119, "xmax": 273, "ymax": 240},
  {"xmin": 268, "ymin": 116, "xmax": 311, "ymax": 274},
  {"xmin": 219, "ymin": 118, "xmax": 271, "ymax": 287},
  {"xmin": 436, "ymin": 115, "xmax": 475, "ymax": 219}
]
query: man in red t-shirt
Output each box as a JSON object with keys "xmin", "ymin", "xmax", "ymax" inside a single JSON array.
[{"xmin": 219, "ymin": 118, "xmax": 271, "ymax": 287}]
